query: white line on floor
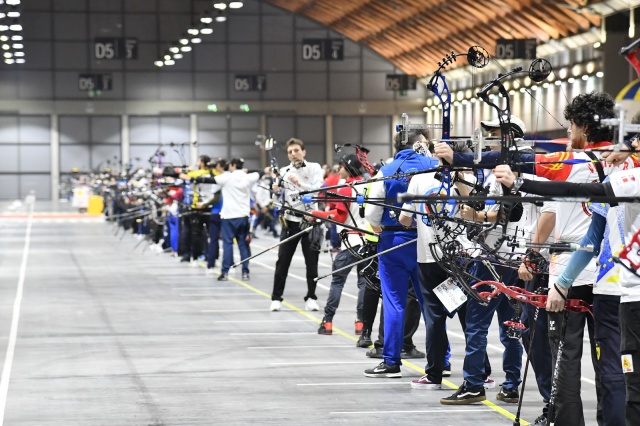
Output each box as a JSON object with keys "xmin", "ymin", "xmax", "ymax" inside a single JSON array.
[
  {"xmin": 330, "ymin": 409, "xmax": 494, "ymax": 415},
  {"xmin": 248, "ymin": 345, "xmax": 354, "ymax": 349},
  {"xmin": 298, "ymin": 382, "xmax": 410, "ymax": 386},
  {"xmin": 201, "ymin": 309, "xmax": 275, "ymax": 313},
  {"xmin": 173, "ymin": 287, "xmax": 246, "ymax": 290},
  {"xmin": 270, "ymin": 361, "xmax": 373, "ymax": 366},
  {"xmin": 231, "ymin": 332, "xmax": 316, "ymax": 336},
  {"xmin": 448, "ymin": 330, "xmax": 597, "ymax": 386},
  {"xmin": 250, "ymin": 241, "xmax": 355, "ymax": 277},
  {"xmin": 0, "ymin": 202, "xmax": 33, "ymax": 426},
  {"xmin": 213, "ymin": 319, "xmax": 308, "ymax": 323},
  {"xmin": 179, "ymin": 293, "xmax": 265, "ymax": 297},
  {"xmin": 251, "ymin": 260, "xmax": 357, "ymax": 300}
]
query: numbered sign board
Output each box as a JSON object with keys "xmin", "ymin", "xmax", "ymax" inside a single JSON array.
[
  {"xmin": 94, "ymin": 38, "xmax": 138, "ymax": 60},
  {"xmin": 234, "ymin": 75, "xmax": 267, "ymax": 92},
  {"xmin": 78, "ymin": 74, "xmax": 113, "ymax": 91},
  {"xmin": 385, "ymin": 74, "xmax": 418, "ymax": 91},
  {"xmin": 495, "ymin": 39, "xmax": 537, "ymax": 60},
  {"xmin": 301, "ymin": 39, "xmax": 344, "ymax": 61}
]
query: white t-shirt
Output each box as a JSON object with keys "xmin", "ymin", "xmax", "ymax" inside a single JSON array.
[
  {"xmin": 279, "ymin": 161, "xmax": 324, "ymax": 223},
  {"xmin": 215, "ymin": 170, "xmax": 260, "ymax": 219},
  {"xmin": 536, "ymin": 149, "xmax": 636, "ymax": 288},
  {"xmin": 608, "ymin": 167, "xmax": 640, "ymax": 302},
  {"xmin": 401, "ymin": 172, "xmax": 475, "ymax": 263},
  {"xmin": 401, "ymin": 173, "xmax": 446, "ymax": 263}
]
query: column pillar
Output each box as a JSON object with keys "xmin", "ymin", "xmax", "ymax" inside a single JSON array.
[{"xmin": 50, "ymin": 114, "xmax": 59, "ymax": 203}]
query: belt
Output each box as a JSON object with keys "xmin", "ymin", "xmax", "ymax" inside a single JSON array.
[{"xmin": 380, "ymin": 226, "xmax": 417, "ymax": 231}]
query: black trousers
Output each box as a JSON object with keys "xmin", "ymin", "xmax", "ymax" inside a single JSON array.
[
  {"xmin": 271, "ymin": 220, "xmax": 319, "ymax": 302},
  {"xmin": 418, "ymin": 262, "xmax": 450, "ymax": 381},
  {"xmin": 594, "ymin": 295, "xmax": 625, "ymax": 426},
  {"xmin": 548, "ymin": 285, "xmax": 602, "ymax": 426},
  {"xmin": 520, "ymin": 275, "xmax": 552, "ymax": 408},
  {"xmin": 620, "ymin": 302, "xmax": 640, "ymax": 426}
]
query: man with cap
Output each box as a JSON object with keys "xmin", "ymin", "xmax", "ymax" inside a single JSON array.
[
  {"xmin": 306, "ymin": 153, "xmax": 368, "ymax": 337},
  {"xmin": 481, "ymin": 114, "xmax": 527, "ymax": 140}
]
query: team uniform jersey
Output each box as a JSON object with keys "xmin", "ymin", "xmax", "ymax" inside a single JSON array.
[
  {"xmin": 520, "ymin": 174, "xmax": 555, "ymax": 261},
  {"xmin": 534, "ymin": 146, "xmax": 636, "ymax": 287},
  {"xmin": 313, "ymin": 177, "xmax": 369, "ymax": 249},
  {"xmin": 608, "ymin": 167, "xmax": 640, "ymax": 302},
  {"xmin": 589, "ymin": 200, "xmax": 626, "ymax": 296},
  {"xmin": 279, "ymin": 161, "xmax": 324, "ymax": 223},
  {"xmin": 482, "ymin": 180, "xmax": 530, "ymax": 255},
  {"xmin": 400, "ymin": 173, "xmax": 448, "ymax": 263}
]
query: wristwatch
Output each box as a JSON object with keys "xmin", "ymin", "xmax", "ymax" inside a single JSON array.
[{"xmin": 510, "ymin": 177, "xmax": 524, "ymax": 194}]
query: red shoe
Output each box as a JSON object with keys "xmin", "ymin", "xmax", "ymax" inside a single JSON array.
[
  {"xmin": 318, "ymin": 321, "xmax": 332, "ymax": 335},
  {"xmin": 355, "ymin": 320, "xmax": 364, "ymax": 335}
]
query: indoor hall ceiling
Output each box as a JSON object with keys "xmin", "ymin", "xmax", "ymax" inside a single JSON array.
[{"xmin": 265, "ymin": 0, "xmax": 605, "ymax": 76}]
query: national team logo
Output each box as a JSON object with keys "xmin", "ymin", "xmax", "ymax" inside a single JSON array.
[{"xmin": 419, "ymin": 187, "xmax": 457, "ymax": 226}]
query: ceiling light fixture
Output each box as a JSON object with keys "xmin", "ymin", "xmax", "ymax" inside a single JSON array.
[
  {"xmin": 229, "ymin": 1, "xmax": 243, "ymax": 8},
  {"xmin": 201, "ymin": 12, "xmax": 213, "ymax": 24}
]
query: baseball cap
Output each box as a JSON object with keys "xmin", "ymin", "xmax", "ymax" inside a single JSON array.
[{"xmin": 480, "ymin": 115, "xmax": 526, "ymax": 138}]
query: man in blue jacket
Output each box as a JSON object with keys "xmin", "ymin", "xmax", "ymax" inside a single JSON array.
[{"xmin": 363, "ymin": 129, "xmax": 439, "ymax": 377}]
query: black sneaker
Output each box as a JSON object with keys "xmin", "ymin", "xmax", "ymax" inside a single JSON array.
[
  {"xmin": 440, "ymin": 382, "xmax": 486, "ymax": 405},
  {"xmin": 217, "ymin": 274, "xmax": 228, "ymax": 281},
  {"xmin": 366, "ymin": 347, "xmax": 383, "ymax": 358},
  {"xmin": 496, "ymin": 386, "xmax": 519, "ymax": 403},
  {"xmin": 364, "ymin": 362, "xmax": 401, "ymax": 378},
  {"xmin": 532, "ymin": 413, "xmax": 548, "ymax": 426},
  {"xmin": 356, "ymin": 331, "xmax": 372, "ymax": 348},
  {"xmin": 443, "ymin": 364, "xmax": 452, "ymax": 377},
  {"xmin": 401, "ymin": 347, "xmax": 426, "ymax": 359}
]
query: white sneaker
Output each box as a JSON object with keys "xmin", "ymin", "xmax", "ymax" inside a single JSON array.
[
  {"xmin": 205, "ymin": 268, "xmax": 216, "ymax": 276},
  {"xmin": 305, "ymin": 299, "xmax": 320, "ymax": 311},
  {"xmin": 484, "ymin": 377, "xmax": 496, "ymax": 389},
  {"xmin": 270, "ymin": 300, "xmax": 281, "ymax": 312}
]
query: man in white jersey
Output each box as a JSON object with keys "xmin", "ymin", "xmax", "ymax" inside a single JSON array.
[
  {"xmin": 270, "ymin": 138, "xmax": 325, "ymax": 312},
  {"xmin": 436, "ymin": 92, "xmax": 635, "ymax": 424},
  {"xmin": 495, "ymin": 149, "xmax": 640, "ymax": 425}
]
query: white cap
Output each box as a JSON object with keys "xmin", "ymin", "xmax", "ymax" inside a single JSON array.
[{"xmin": 480, "ymin": 115, "xmax": 526, "ymax": 138}]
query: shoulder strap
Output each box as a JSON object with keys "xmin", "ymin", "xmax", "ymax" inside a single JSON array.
[{"xmin": 585, "ymin": 151, "xmax": 605, "ymax": 183}]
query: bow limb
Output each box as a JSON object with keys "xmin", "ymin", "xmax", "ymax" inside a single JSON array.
[{"xmin": 472, "ymin": 280, "xmax": 593, "ymax": 316}]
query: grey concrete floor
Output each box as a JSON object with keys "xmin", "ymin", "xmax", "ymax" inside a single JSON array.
[{"xmin": 0, "ymin": 201, "xmax": 600, "ymax": 425}]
